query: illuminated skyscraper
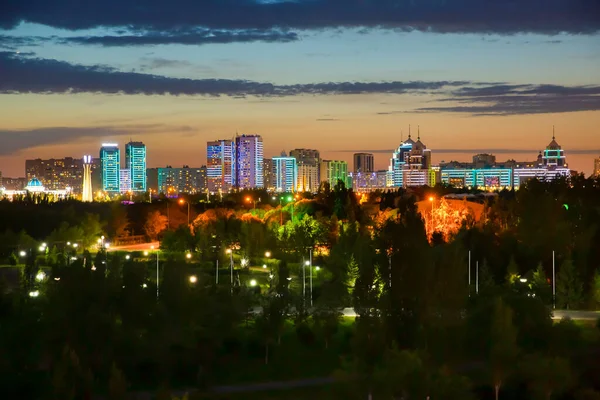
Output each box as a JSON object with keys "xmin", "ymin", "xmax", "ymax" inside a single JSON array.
[
  {"xmin": 273, "ymin": 152, "xmax": 297, "ymax": 192},
  {"xmin": 157, "ymin": 165, "xmax": 207, "ymax": 194},
  {"xmin": 119, "ymin": 169, "xmax": 131, "ymax": 193},
  {"xmin": 290, "ymin": 148, "xmax": 320, "ymax": 192},
  {"xmin": 353, "ymin": 153, "xmax": 374, "ymax": 173},
  {"xmin": 389, "ymin": 126, "xmax": 431, "ymax": 187},
  {"xmin": 233, "ymin": 134, "xmax": 263, "ymax": 189},
  {"xmin": 100, "ymin": 144, "xmax": 120, "ymax": 193},
  {"xmin": 125, "ymin": 141, "xmax": 147, "ymax": 192},
  {"xmin": 320, "ymin": 160, "xmax": 348, "ymax": 188},
  {"xmin": 82, "ymin": 155, "xmax": 93, "ymax": 202},
  {"xmin": 207, "ymin": 139, "xmax": 233, "ymax": 193}
]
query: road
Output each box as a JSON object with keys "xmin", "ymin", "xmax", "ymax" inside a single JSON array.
[
  {"xmin": 107, "ymin": 242, "xmax": 159, "ymax": 252},
  {"xmin": 340, "ymin": 308, "xmax": 599, "ymax": 320}
]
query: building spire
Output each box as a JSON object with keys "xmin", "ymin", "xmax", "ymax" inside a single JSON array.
[
  {"xmin": 401, "ymin": 130, "xmax": 403, "ymax": 142},
  {"xmin": 418, "ymin": 125, "xmax": 420, "ymax": 140},
  {"xmin": 552, "ymin": 125, "xmax": 555, "ymax": 140},
  {"xmin": 408, "ymin": 124, "xmax": 411, "ymax": 139}
]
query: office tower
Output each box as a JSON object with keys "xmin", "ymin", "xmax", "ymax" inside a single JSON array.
[
  {"xmin": 472, "ymin": 153, "xmax": 496, "ymax": 168},
  {"xmin": 320, "ymin": 160, "xmax": 348, "ymax": 188},
  {"xmin": 100, "ymin": 143, "xmax": 120, "ymax": 192},
  {"xmin": 125, "ymin": 141, "xmax": 147, "ymax": 192},
  {"xmin": 353, "ymin": 153, "xmax": 374, "ymax": 173},
  {"xmin": 594, "ymin": 157, "xmax": 600, "ymax": 177},
  {"xmin": 82, "ymin": 155, "xmax": 93, "ymax": 202},
  {"xmin": 290, "ymin": 148, "xmax": 320, "ymax": 192},
  {"xmin": 389, "ymin": 127, "xmax": 432, "ymax": 187},
  {"xmin": 207, "ymin": 139, "xmax": 233, "ymax": 193},
  {"xmin": 233, "ymin": 134, "xmax": 264, "ymax": 189},
  {"xmin": 263, "ymin": 158, "xmax": 275, "ymax": 190},
  {"xmin": 273, "ymin": 152, "xmax": 298, "ymax": 192},
  {"xmin": 119, "ymin": 169, "xmax": 131, "ymax": 193},
  {"xmin": 157, "ymin": 165, "xmax": 207, "ymax": 194}
]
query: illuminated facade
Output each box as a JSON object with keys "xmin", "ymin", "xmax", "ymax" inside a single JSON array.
[
  {"xmin": 353, "ymin": 153, "xmax": 374, "ymax": 173},
  {"xmin": 263, "ymin": 158, "xmax": 275, "ymax": 190},
  {"xmin": 0, "ymin": 177, "xmax": 72, "ymax": 200},
  {"xmin": 273, "ymin": 153, "xmax": 297, "ymax": 192},
  {"xmin": 233, "ymin": 134, "xmax": 263, "ymax": 189},
  {"xmin": 320, "ymin": 160, "xmax": 349, "ymax": 188},
  {"xmin": 119, "ymin": 169, "xmax": 131, "ymax": 193},
  {"xmin": 82, "ymin": 155, "xmax": 93, "ymax": 202},
  {"xmin": 439, "ymin": 134, "xmax": 570, "ymax": 189},
  {"xmin": 158, "ymin": 166, "xmax": 207, "ymax": 194},
  {"xmin": 100, "ymin": 144, "xmax": 120, "ymax": 193},
  {"xmin": 125, "ymin": 141, "xmax": 147, "ymax": 192},
  {"xmin": 290, "ymin": 148, "xmax": 320, "ymax": 192},
  {"xmin": 207, "ymin": 139, "xmax": 233, "ymax": 193},
  {"xmin": 389, "ymin": 127, "xmax": 432, "ymax": 188},
  {"xmin": 350, "ymin": 170, "xmax": 389, "ymax": 192},
  {"xmin": 25, "ymin": 157, "xmax": 100, "ymax": 194}
]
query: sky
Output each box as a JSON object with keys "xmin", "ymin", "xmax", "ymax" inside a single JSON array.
[{"xmin": 1, "ymin": 0, "xmax": 599, "ymax": 177}]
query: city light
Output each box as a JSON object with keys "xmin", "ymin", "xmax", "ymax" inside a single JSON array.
[
  {"xmin": 263, "ymin": 264, "xmax": 267, "ymax": 269},
  {"xmin": 519, "ymin": 278, "xmax": 528, "ymax": 283},
  {"xmin": 73, "ymin": 243, "xmax": 78, "ymax": 248},
  {"xmin": 241, "ymin": 258, "xmax": 249, "ymax": 267},
  {"xmin": 144, "ymin": 251, "xmax": 149, "ymax": 256},
  {"xmin": 429, "ymin": 196, "xmax": 434, "ymax": 202},
  {"xmin": 38, "ymin": 245, "xmax": 45, "ymax": 252},
  {"xmin": 19, "ymin": 250, "xmax": 26, "ymax": 257},
  {"xmin": 189, "ymin": 275, "xmax": 198, "ymax": 284},
  {"xmin": 186, "ymin": 253, "xmax": 192, "ymax": 259},
  {"xmin": 305, "ymin": 260, "xmax": 310, "ymax": 266},
  {"xmin": 316, "ymin": 266, "xmax": 320, "ymax": 271},
  {"xmin": 142, "ymin": 283, "xmax": 148, "ymax": 288},
  {"xmin": 104, "ymin": 243, "xmax": 110, "ymax": 249},
  {"xmin": 250, "ymin": 279, "xmax": 257, "ymax": 287},
  {"xmin": 125, "ymin": 255, "xmax": 131, "ymax": 260},
  {"xmin": 226, "ymin": 249, "xmax": 232, "ymax": 254},
  {"xmin": 28, "ymin": 290, "xmax": 40, "ymax": 298},
  {"xmin": 35, "ymin": 271, "xmax": 46, "ymax": 281},
  {"xmin": 265, "ymin": 251, "xmax": 271, "ymax": 258}
]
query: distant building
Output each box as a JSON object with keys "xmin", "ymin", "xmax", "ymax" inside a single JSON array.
[
  {"xmin": 389, "ymin": 127, "xmax": 432, "ymax": 187},
  {"xmin": 25, "ymin": 157, "xmax": 100, "ymax": 194},
  {"xmin": 263, "ymin": 158, "xmax": 275, "ymax": 190},
  {"xmin": 233, "ymin": 134, "xmax": 263, "ymax": 189},
  {"xmin": 100, "ymin": 144, "xmax": 120, "ymax": 193},
  {"xmin": 472, "ymin": 153, "xmax": 496, "ymax": 168},
  {"xmin": 273, "ymin": 152, "xmax": 298, "ymax": 192},
  {"xmin": 0, "ymin": 177, "xmax": 72, "ymax": 200},
  {"xmin": 594, "ymin": 157, "xmax": 600, "ymax": 178},
  {"xmin": 119, "ymin": 169, "xmax": 131, "ymax": 193},
  {"xmin": 158, "ymin": 165, "xmax": 207, "ymax": 194},
  {"xmin": 353, "ymin": 153, "xmax": 374, "ymax": 173},
  {"xmin": 0, "ymin": 176, "xmax": 27, "ymax": 190},
  {"xmin": 125, "ymin": 141, "xmax": 147, "ymax": 192},
  {"xmin": 207, "ymin": 139, "xmax": 234, "ymax": 193},
  {"xmin": 320, "ymin": 160, "xmax": 348, "ymax": 188},
  {"xmin": 290, "ymin": 148, "xmax": 320, "ymax": 192}
]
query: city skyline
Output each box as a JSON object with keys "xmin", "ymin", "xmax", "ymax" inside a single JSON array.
[{"xmin": 0, "ymin": 1, "xmax": 599, "ymax": 177}]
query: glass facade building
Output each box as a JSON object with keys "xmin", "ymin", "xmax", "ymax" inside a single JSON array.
[
  {"xmin": 100, "ymin": 144, "xmax": 120, "ymax": 193},
  {"xmin": 273, "ymin": 154, "xmax": 298, "ymax": 192},
  {"xmin": 125, "ymin": 141, "xmax": 147, "ymax": 192}
]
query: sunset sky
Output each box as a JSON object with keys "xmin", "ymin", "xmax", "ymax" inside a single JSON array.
[{"xmin": 1, "ymin": 0, "xmax": 599, "ymax": 177}]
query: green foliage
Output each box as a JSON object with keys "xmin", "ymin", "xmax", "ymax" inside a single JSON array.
[
  {"xmin": 590, "ymin": 269, "xmax": 600, "ymax": 309},
  {"xmin": 506, "ymin": 256, "xmax": 519, "ymax": 285},
  {"xmin": 490, "ymin": 297, "xmax": 519, "ymax": 399},
  {"xmin": 557, "ymin": 258, "xmax": 584, "ymax": 310},
  {"xmin": 532, "ymin": 263, "xmax": 552, "ymax": 305},
  {"xmin": 520, "ymin": 354, "xmax": 572, "ymax": 400}
]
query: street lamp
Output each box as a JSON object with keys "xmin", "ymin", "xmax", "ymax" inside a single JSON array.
[
  {"xmin": 125, "ymin": 254, "xmax": 131, "ymax": 260},
  {"xmin": 186, "ymin": 253, "xmax": 192, "ymax": 259},
  {"xmin": 226, "ymin": 248, "xmax": 234, "ymax": 293},
  {"xmin": 189, "ymin": 275, "xmax": 198, "ymax": 284},
  {"xmin": 35, "ymin": 271, "xmax": 46, "ymax": 282},
  {"xmin": 250, "ymin": 279, "xmax": 257, "ymax": 287},
  {"xmin": 19, "ymin": 250, "xmax": 26, "ymax": 257},
  {"xmin": 179, "ymin": 198, "xmax": 190, "ymax": 226},
  {"xmin": 246, "ymin": 196, "xmax": 256, "ymax": 212}
]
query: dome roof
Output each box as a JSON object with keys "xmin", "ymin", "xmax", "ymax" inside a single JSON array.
[{"xmin": 27, "ymin": 177, "xmax": 43, "ymax": 187}]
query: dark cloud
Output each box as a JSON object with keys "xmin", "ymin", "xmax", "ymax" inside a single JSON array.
[
  {"xmin": 412, "ymin": 83, "xmax": 600, "ymax": 115},
  {"xmin": 0, "ymin": 124, "xmax": 193, "ymax": 155},
  {"xmin": 62, "ymin": 29, "xmax": 299, "ymax": 47},
  {"xmin": 2, "ymin": 0, "xmax": 599, "ymax": 35},
  {"xmin": 0, "ymin": 51, "xmax": 467, "ymax": 97}
]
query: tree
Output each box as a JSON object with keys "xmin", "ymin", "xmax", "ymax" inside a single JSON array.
[
  {"xmin": 505, "ymin": 256, "xmax": 519, "ymax": 285},
  {"xmin": 520, "ymin": 354, "xmax": 572, "ymax": 400},
  {"xmin": 490, "ymin": 297, "xmax": 519, "ymax": 400},
  {"xmin": 532, "ymin": 263, "xmax": 552, "ymax": 305},
  {"xmin": 478, "ymin": 259, "xmax": 496, "ymax": 295},
  {"xmin": 255, "ymin": 295, "xmax": 286, "ymax": 364},
  {"xmin": 145, "ymin": 210, "xmax": 168, "ymax": 241},
  {"xmin": 590, "ymin": 269, "xmax": 600, "ymax": 309},
  {"xmin": 312, "ymin": 292, "xmax": 342, "ymax": 349},
  {"xmin": 556, "ymin": 258, "xmax": 583, "ymax": 310}
]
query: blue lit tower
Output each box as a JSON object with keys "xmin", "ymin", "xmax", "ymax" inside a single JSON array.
[
  {"xmin": 100, "ymin": 143, "xmax": 120, "ymax": 193},
  {"xmin": 126, "ymin": 141, "xmax": 147, "ymax": 192},
  {"xmin": 273, "ymin": 151, "xmax": 298, "ymax": 192},
  {"xmin": 233, "ymin": 134, "xmax": 264, "ymax": 189},
  {"xmin": 541, "ymin": 127, "xmax": 567, "ymax": 169}
]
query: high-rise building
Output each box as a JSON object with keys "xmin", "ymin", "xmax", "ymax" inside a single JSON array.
[
  {"xmin": 233, "ymin": 134, "xmax": 263, "ymax": 189},
  {"xmin": 594, "ymin": 157, "xmax": 600, "ymax": 178},
  {"xmin": 273, "ymin": 152, "xmax": 298, "ymax": 192},
  {"xmin": 263, "ymin": 158, "xmax": 275, "ymax": 190},
  {"xmin": 290, "ymin": 148, "xmax": 320, "ymax": 192},
  {"xmin": 100, "ymin": 144, "xmax": 120, "ymax": 193},
  {"xmin": 320, "ymin": 160, "xmax": 348, "ymax": 188},
  {"xmin": 25, "ymin": 157, "xmax": 99, "ymax": 194},
  {"xmin": 353, "ymin": 153, "xmax": 374, "ymax": 173},
  {"xmin": 389, "ymin": 127, "xmax": 432, "ymax": 187},
  {"xmin": 125, "ymin": 141, "xmax": 147, "ymax": 192},
  {"xmin": 82, "ymin": 155, "xmax": 93, "ymax": 202},
  {"xmin": 207, "ymin": 139, "xmax": 233, "ymax": 193},
  {"xmin": 158, "ymin": 165, "xmax": 207, "ymax": 194}
]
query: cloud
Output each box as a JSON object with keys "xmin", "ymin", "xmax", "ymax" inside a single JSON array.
[
  {"xmin": 0, "ymin": 124, "xmax": 193, "ymax": 155},
  {"xmin": 411, "ymin": 83, "xmax": 600, "ymax": 115},
  {"xmin": 61, "ymin": 29, "xmax": 299, "ymax": 47},
  {"xmin": 0, "ymin": 51, "xmax": 468, "ymax": 97},
  {"xmin": 2, "ymin": 0, "xmax": 599, "ymax": 35},
  {"xmin": 316, "ymin": 118, "xmax": 340, "ymax": 121}
]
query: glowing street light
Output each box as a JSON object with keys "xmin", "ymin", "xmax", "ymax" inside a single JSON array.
[
  {"xmin": 316, "ymin": 266, "xmax": 320, "ymax": 271},
  {"xmin": 519, "ymin": 277, "xmax": 528, "ymax": 283},
  {"xmin": 179, "ymin": 198, "xmax": 190, "ymax": 225},
  {"xmin": 265, "ymin": 251, "xmax": 271, "ymax": 258},
  {"xmin": 241, "ymin": 258, "xmax": 249, "ymax": 268},
  {"xmin": 125, "ymin": 255, "xmax": 131, "ymax": 260},
  {"xmin": 35, "ymin": 271, "xmax": 46, "ymax": 281},
  {"xmin": 143, "ymin": 251, "xmax": 149, "ymax": 256},
  {"xmin": 250, "ymin": 279, "xmax": 257, "ymax": 287},
  {"xmin": 186, "ymin": 253, "xmax": 192, "ymax": 259},
  {"xmin": 189, "ymin": 275, "xmax": 198, "ymax": 284},
  {"xmin": 19, "ymin": 250, "xmax": 26, "ymax": 257},
  {"xmin": 28, "ymin": 290, "xmax": 39, "ymax": 298},
  {"xmin": 263, "ymin": 264, "xmax": 267, "ymax": 269},
  {"xmin": 104, "ymin": 243, "xmax": 110, "ymax": 249}
]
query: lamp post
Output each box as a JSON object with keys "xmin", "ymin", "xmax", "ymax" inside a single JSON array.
[
  {"xmin": 309, "ymin": 248, "xmax": 313, "ymax": 307},
  {"xmin": 151, "ymin": 245, "xmax": 160, "ymax": 298},
  {"xmin": 226, "ymin": 248, "xmax": 234, "ymax": 294},
  {"xmin": 246, "ymin": 196, "xmax": 257, "ymax": 213},
  {"xmin": 179, "ymin": 198, "xmax": 190, "ymax": 226}
]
